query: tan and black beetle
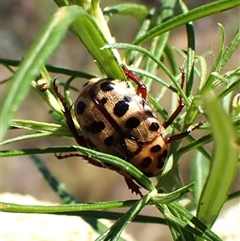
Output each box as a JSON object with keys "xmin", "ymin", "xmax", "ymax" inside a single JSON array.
[{"xmin": 54, "ymin": 65, "xmax": 203, "ymax": 196}]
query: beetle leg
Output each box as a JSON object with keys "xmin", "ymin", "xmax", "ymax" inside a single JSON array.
[
  {"xmin": 53, "ymin": 78, "xmax": 144, "ymax": 196},
  {"xmin": 165, "ymin": 120, "xmax": 205, "ymax": 144},
  {"xmin": 122, "ymin": 64, "xmax": 147, "ymax": 100},
  {"xmin": 117, "ymin": 168, "xmax": 143, "ymax": 196},
  {"xmin": 55, "ymin": 153, "xmax": 104, "ymax": 168},
  {"xmin": 53, "ymin": 78, "xmax": 89, "ymax": 147},
  {"xmin": 53, "ymin": 80, "xmax": 106, "ymax": 168},
  {"xmin": 56, "ymin": 153, "xmax": 143, "ymax": 196},
  {"xmin": 162, "ymin": 68, "xmax": 186, "ymax": 129},
  {"xmin": 123, "ymin": 176, "xmax": 143, "ymax": 197},
  {"xmin": 161, "ymin": 69, "xmax": 205, "ymax": 143}
]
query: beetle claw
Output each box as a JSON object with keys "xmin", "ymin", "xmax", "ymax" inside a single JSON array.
[{"xmin": 124, "ymin": 176, "xmax": 143, "ymax": 197}]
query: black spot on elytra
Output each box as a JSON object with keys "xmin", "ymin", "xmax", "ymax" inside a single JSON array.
[
  {"xmin": 124, "ymin": 95, "xmax": 132, "ymax": 102},
  {"xmin": 145, "ymin": 109, "xmax": 154, "ymax": 117},
  {"xmin": 87, "ymin": 120, "xmax": 105, "ymax": 134},
  {"xmin": 114, "ymin": 101, "xmax": 129, "ymax": 117},
  {"xmin": 157, "ymin": 155, "xmax": 165, "ymax": 169},
  {"xmin": 100, "ymin": 81, "xmax": 115, "ymax": 91},
  {"xmin": 140, "ymin": 157, "xmax": 152, "ymax": 169},
  {"xmin": 157, "ymin": 149, "xmax": 168, "ymax": 169},
  {"xmin": 162, "ymin": 149, "xmax": 168, "ymax": 158},
  {"xmin": 149, "ymin": 122, "xmax": 160, "ymax": 131},
  {"xmin": 150, "ymin": 144, "xmax": 161, "ymax": 153},
  {"xmin": 76, "ymin": 101, "xmax": 86, "ymax": 115},
  {"xmin": 125, "ymin": 117, "xmax": 140, "ymax": 129},
  {"xmin": 104, "ymin": 135, "xmax": 114, "ymax": 147},
  {"xmin": 145, "ymin": 172, "xmax": 153, "ymax": 177},
  {"xmin": 100, "ymin": 97, "xmax": 108, "ymax": 105}
]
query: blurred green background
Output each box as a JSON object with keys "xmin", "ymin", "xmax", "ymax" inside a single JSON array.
[{"xmin": 1, "ymin": 1, "xmax": 239, "ymax": 240}]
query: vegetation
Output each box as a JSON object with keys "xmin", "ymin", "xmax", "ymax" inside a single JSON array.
[{"xmin": 1, "ymin": 0, "xmax": 239, "ymax": 240}]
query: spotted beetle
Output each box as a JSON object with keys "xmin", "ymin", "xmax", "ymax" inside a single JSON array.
[{"xmin": 54, "ymin": 65, "xmax": 203, "ymax": 196}]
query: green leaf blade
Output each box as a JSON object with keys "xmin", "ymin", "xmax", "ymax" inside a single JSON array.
[
  {"xmin": 197, "ymin": 95, "xmax": 239, "ymax": 228},
  {"xmin": 0, "ymin": 6, "xmax": 91, "ymax": 141}
]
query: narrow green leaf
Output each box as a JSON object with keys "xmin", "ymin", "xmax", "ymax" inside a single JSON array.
[
  {"xmin": 0, "ymin": 59, "xmax": 96, "ymax": 79},
  {"xmin": 96, "ymin": 192, "xmax": 152, "ymax": 241},
  {"xmin": 197, "ymin": 95, "xmax": 239, "ymax": 228},
  {"xmin": 103, "ymin": 43, "xmax": 189, "ymax": 104},
  {"xmin": 73, "ymin": 145, "xmax": 155, "ymax": 192},
  {"xmin": 1, "ymin": 133, "xmax": 53, "ymax": 145},
  {"xmin": 0, "ymin": 6, "xmax": 96, "ymax": 142},
  {"xmin": 69, "ymin": 8, "xmax": 124, "ymax": 78},
  {"xmin": 54, "ymin": 0, "xmax": 124, "ymax": 78},
  {"xmin": 164, "ymin": 44, "xmax": 179, "ymax": 75},
  {"xmin": 169, "ymin": 202, "xmax": 222, "ymax": 241},
  {"xmin": 10, "ymin": 119, "xmax": 65, "ymax": 133},
  {"xmin": 0, "ymin": 5, "xmax": 125, "ymax": 142},
  {"xmin": 0, "ymin": 146, "xmax": 77, "ymax": 157},
  {"xmin": 200, "ymin": 26, "xmax": 240, "ymax": 95},
  {"xmin": 191, "ymin": 152, "xmax": 210, "ymax": 204},
  {"xmin": 103, "ymin": 3, "xmax": 149, "ymax": 23},
  {"xmin": 31, "ymin": 154, "xmax": 116, "ymax": 238},
  {"xmin": 179, "ymin": 0, "xmax": 195, "ymax": 97},
  {"xmin": 134, "ymin": 0, "xmax": 240, "ymax": 45},
  {"xmin": 156, "ymin": 202, "xmax": 221, "ymax": 241},
  {"xmin": 199, "ymin": 24, "xmax": 225, "ymax": 96},
  {"xmin": 152, "ymin": 183, "xmax": 194, "ymax": 204}
]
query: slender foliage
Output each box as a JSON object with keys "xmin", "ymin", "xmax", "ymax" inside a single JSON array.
[{"xmin": 1, "ymin": 0, "xmax": 239, "ymax": 240}]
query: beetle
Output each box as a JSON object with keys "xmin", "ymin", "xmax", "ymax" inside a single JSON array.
[{"xmin": 53, "ymin": 65, "xmax": 203, "ymax": 196}]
